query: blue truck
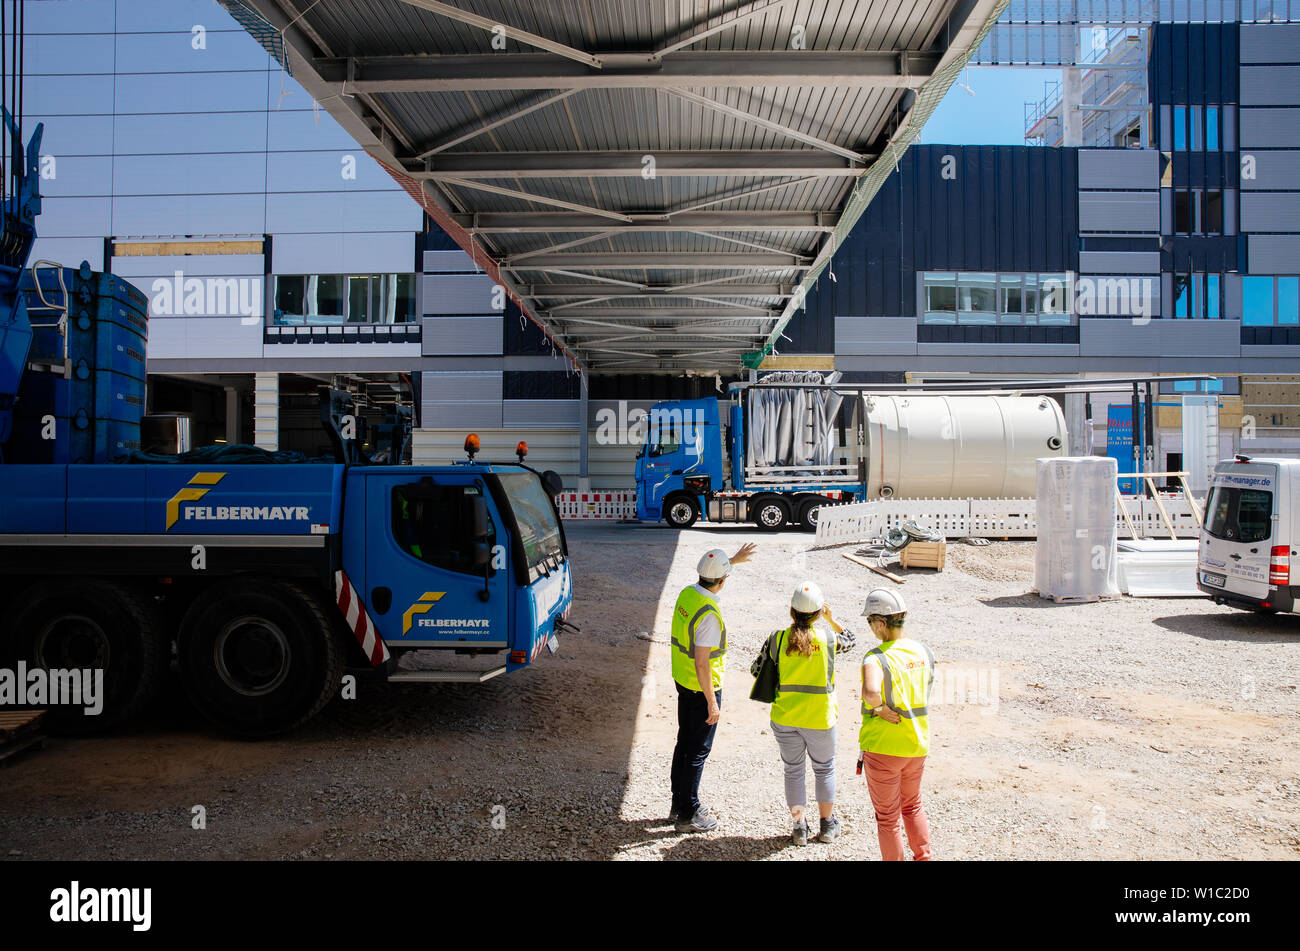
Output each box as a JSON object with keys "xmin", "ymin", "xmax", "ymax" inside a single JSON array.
[
  {"xmin": 635, "ymin": 383, "xmax": 859, "ymax": 532},
  {"xmin": 0, "ymin": 106, "xmax": 572, "ymax": 737}
]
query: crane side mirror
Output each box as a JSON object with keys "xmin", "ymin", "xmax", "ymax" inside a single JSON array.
[{"xmin": 470, "ymin": 495, "xmax": 490, "ymax": 540}]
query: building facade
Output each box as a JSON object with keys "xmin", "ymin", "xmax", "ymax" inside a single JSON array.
[{"xmin": 24, "ymin": 1, "xmax": 1300, "ymax": 487}]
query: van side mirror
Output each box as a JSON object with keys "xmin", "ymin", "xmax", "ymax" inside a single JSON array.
[{"xmin": 472, "ymin": 541, "xmax": 491, "ymax": 566}]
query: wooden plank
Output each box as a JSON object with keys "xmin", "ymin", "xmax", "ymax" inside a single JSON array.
[
  {"xmin": 1116, "ymin": 487, "xmax": 1139, "ymax": 539},
  {"xmin": 842, "ymin": 551, "xmax": 905, "ymax": 583},
  {"xmin": 0, "ymin": 733, "xmax": 47, "ymax": 766},
  {"xmin": 1144, "ymin": 476, "xmax": 1178, "ymax": 539},
  {"xmin": 114, "ymin": 239, "xmax": 263, "ymax": 257}
]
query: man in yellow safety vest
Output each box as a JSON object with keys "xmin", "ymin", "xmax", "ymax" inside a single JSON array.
[
  {"xmin": 668, "ymin": 542, "xmax": 756, "ymax": 833},
  {"xmin": 858, "ymin": 588, "xmax": 935, "ymax": 860}
]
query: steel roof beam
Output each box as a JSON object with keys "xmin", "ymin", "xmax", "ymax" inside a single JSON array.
[
  {"xmin": 514, "ymin": 253, "xmax": 811, "ymax": 269},
  {"xmin": 522, "ymin": 283, "xmax": 792, "ymax": 298},
  {"xmin": 397, "ymin": 1, "xmax": 600, "ymax": 68},
  {"xmin": 545, "ymin": 306, "xmax": 775, "ymax": 318},
  {"xmin": 458, "ymin": 211, "xmax": 839, "ymax": 233},
  {"xmin": 314, "ymin": 50, "xmax": 940, "ymax": 93},
  {"xmin": 408, "ymin": 150, "xmax": 866, "ymax": 178},
  {"xmin": 414, "ymin": 89, "xmax": 580, "ymax": 158},
  {"xmin": 664, "ymin": 89, "xmax": 863, "ymax": 160}
]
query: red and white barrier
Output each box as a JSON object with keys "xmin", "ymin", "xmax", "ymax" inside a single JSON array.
[
  {"xmin": 335, "ymin": 569, "xmax": 390, "ymax": 666},
  {"xmin": 555, "ymin": 490, "xmax": 637, "ymax": 520}
]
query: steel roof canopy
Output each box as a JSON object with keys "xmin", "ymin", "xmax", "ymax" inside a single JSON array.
[{"xmin": 223, "ymin": 0, "xmax": 1011, "ymax": 373}]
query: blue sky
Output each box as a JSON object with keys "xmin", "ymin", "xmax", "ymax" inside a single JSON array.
[{"xmin": 919, "ymin": 67, "xmax": 1064, "ymax": 145}]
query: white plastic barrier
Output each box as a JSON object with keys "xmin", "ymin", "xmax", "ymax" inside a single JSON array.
[
  {"xmin": 555, "ymin": 490, "xmax": 636, "ymax": 520},
  {"xmin": 814, "ymin": 493, "xmax": 1203, "ymax": 548}
]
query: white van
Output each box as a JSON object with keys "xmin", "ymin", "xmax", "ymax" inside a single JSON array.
[{"xmin": 1197, "ymin": 456, "xmax": 1298, "ymax": 614}]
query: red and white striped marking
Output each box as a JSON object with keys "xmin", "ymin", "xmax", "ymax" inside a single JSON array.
[
  {"xmin": 555, "ymin": 490, "xmax": 636, "ymax": 520},
  {"xmin": 335, "ymin": 570, "xmax": 390, "ymax": 667}
]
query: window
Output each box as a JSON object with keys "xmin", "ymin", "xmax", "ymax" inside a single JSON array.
[
  {"xmin": 1174, "ymin": 274, "xmax": 1190, "ymax": 318},
  {"xmin": 392, "ymin": 482, "xmax": 495, "ymax": 576},
  {"xmin": 923, "ymin": 273, "xmax": 957, "ymax": 322},
  {"xmin": 1174, "ymin": 192, "xmax": 1192, "ymax": 234},
  {"xmin": 1206, "ymin": 274, "xmax": 1220, "ymax": 319},
  {"xmin": 274, "ymin": 273, "xmax": 414, "ymax": 325},
  {"xmin": 1206, "ymin": 106, "xmax": 1220, "ymax": 150},
  {"xmin": 648, "ymin": 418, "xmax": 680, "ymax": 457},
  {"xmin": 494, "ymin": 472, "xmax": 565, "ymax": 580},
  {"xmin": 999, "ymin": 275, "xmax": 1023, "ymax": 322},
  {"xmin": 1279, "ymin": 277, "xmax": 1299, "ymax": 326},
  {"xmin": 1173, "ymin": 106, "xmax": 1187, "ymax": 150},
  {"xmin": 1203, "ymin": 191, "xmax": 1223, "ymax": 235},
  {"xmin": 1243, "ymin": 276, "xmax": 1276, "ymax": 326},
  {"xmin": 957, "ymin": 273, "xmax": 997, "ymax": 324},
  {"xmin": 1204, "ymin": 486, "xmax": 1274, "ymax": 544},
  {"xmin": 920, "ymin": 273, "xmax": 1078, "ymax": 326}
]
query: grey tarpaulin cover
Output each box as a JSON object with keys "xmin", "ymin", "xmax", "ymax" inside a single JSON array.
[{"xmin": 746, "ymin": 371, "xmax": 844, "ymax": 472}]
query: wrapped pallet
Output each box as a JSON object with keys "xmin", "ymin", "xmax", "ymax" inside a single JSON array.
[{"xmin": 1034, "ymin": 456, "xmax": 1121, "ymax": 603}]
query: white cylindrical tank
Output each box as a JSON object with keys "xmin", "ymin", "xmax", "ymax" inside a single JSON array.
[{"xmin": 862, "ymin": 395, "xmax": 1067, "ymax": 499}]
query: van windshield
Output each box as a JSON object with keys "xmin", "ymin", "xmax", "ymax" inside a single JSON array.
[{"xmin": 1204, "ymin": 486, "xmax": 1273, "ymax": 543}]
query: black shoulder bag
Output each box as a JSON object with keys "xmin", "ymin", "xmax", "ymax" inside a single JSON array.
[{"xmin": 749, "ymin": 629, "xmax": 784, "ymax": 703}]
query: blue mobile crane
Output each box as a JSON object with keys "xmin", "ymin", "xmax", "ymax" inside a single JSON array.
[{"xmin": 0, "ymin": 12, "xmax": 573, "ymax": 735}]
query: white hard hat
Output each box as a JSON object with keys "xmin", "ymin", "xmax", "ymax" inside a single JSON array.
[
  {"xmin": 697, "ymin": 548, "xmax": 733, "ymax": 581},
  {"xmin": 863, "ymin": 587, "xmax": 907, "ymax": 617},
  {"xmin": 791, "ymin": 581, "xmax": 825, "ymax": 613}
]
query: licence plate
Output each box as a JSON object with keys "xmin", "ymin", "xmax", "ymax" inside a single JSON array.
[
  {"xmin": 546, "ymin": 634, "xmax": 559, "ymax": 654},
  {"xmin": 1201, "ymin": 571, "xmax": 1226, "ymax": 588}
]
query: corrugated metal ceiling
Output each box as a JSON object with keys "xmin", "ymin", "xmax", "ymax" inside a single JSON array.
[{"xmin": 223, "ymin": 0, "xmax": 1007, "ymax": 372}]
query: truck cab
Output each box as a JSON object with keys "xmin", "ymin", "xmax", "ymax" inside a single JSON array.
[
  {"xmin": 634, "ymin": 397, "xmax": 723, "ymax": 524},
  {"xmin": 1197, "ymin": 456, "xmax": 1298, "ymax": 614}
]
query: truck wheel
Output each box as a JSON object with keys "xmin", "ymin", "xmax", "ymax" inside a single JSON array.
[
  {"xmin": 179, "ymin": 579, "xmax": 344, "ymax": 737},
  {"xmin": 2, "ymin": 580, "xmax": 165, "ymax": 734},
  {"xmin": 752, "ymin": 497, "xmax": 790, "ymax": 532},
  {"xmin": 796, "ymin": 497, "xmax": 823, "ymax": 533},
  {"xmin": 664, "ymin": 494, "xmax": 700, "ymax": 529}
]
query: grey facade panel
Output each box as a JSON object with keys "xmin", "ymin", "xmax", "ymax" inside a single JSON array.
[
  {"xmin": 1078, "ymin": 319, "xmax": 1242, "ymax": 358},
  {"xmin": 1078, "ymin": 251, "xmax": 1161, "ymax": 274},
  {"xmin": 419, "ymin": 370, "xmax": 502, "ymax": 405},
  {"xmin": 1239, "ymin": 108, "xmax": 1300, "ymax": 148},
  {"xmin": 420, "ymin": 316, "xmax": 502, "ymax": 356},
  {"xmin": 1240, "ymin": 193, "xmax": 1300, "ymax": 233},
  {"xmin": 1241, "ymin": 150, "xmax": 1300, "ymax": 190},
  {"xmin": 1078, "ymin": 191, "xmax": 1159, "ymax": 233},
  {"xmin": 833, "ymin": 316, "xmax": 918, "ymax": 356},
  {"xmin": 1076, "ymin": 275, "xmax": 1161, "ymax": 318},
  {"xmin": 421, "ymin": 274, "xmax": 500, "ymax": 314},
  {"xmin": 1239, "ymin": 24, "xmax": 1300, "ymax": 64},
  {"xmin": 420, "ymin": 401, "xmax": 504, "ymax": 429},
  {"xmin": 1247, "ymin": 235, "xmax": 1300, "ymax": 273},
  {"xmin": 915, "ymin": 343, "xmax": 1079, "ymax": 357},
  {"xmin": 423, "ymin": 250, "xmax": 478, "ymax": 272},
  {"xmin": 1239, "ymin": 66, "xmax": 1300, "ymax": 106},
  {"xmin": 502, "ymin": 400, "xmax": 581, "ymax": 428},
  {"xmin": 1077, "ymin": 149, "xmax": 1158, "ymax": 189}
]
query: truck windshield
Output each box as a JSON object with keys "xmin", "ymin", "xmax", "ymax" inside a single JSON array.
[
  {"xmin": 1204, "ymin": 486, "xmax": 1273, "ymax": 543},
  {"xmin": 495, "ymin": 472, "xmax": 565, "ymax": 577}
]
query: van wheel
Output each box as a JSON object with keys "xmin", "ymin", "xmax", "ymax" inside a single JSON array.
[
  {"xmin": 664, "ymin": 495, "xmax": 700, "ymax": 529},
  {"xmin": 2, "ymin": 580, "xmax": 165, "ymax": 734},
  {"xmin": 179, "ymin": 579, "xmax": 343, "ymax": 737},
  {"xmin": 752, "ymin": 497, "xmax": 790, "ymax": 532}
]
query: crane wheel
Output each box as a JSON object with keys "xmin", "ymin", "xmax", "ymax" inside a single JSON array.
[
  {"xmin": 1, "ymin": 579, "xmax": 165, "ymax": 734},
  {"xmin": 178, "ymin": 579, "xmax": 344, "ymax": 737}
]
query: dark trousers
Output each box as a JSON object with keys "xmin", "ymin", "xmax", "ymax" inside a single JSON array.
[{"xmin": 670, "ymin": 683, "xmax": 721, "ymax": 816}]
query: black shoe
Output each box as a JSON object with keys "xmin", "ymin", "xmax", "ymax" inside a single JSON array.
[
  {"xmin": 675, "ymin": 806, "xmax": 719, "ymax": 834},
  {"xmin": 816, "ymin": 816, "xmax": 840, "ymax": 843}
]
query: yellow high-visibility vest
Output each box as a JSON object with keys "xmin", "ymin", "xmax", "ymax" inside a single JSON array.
[
  {"xmin": 769, "ymin": 626, "xmax": 836, "ymax": 730},
  {"xmin": 670, "ymin": 585, "xmax": 726, "ymax": 692},
  {"xmin": 859, "ymin": 637, "xmax": 935, "ymax": 757}
]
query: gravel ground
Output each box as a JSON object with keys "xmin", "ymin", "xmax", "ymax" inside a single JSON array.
[{"xmin": 0, "ymin": 522, "xmax": 1296, "ymax": 861}]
